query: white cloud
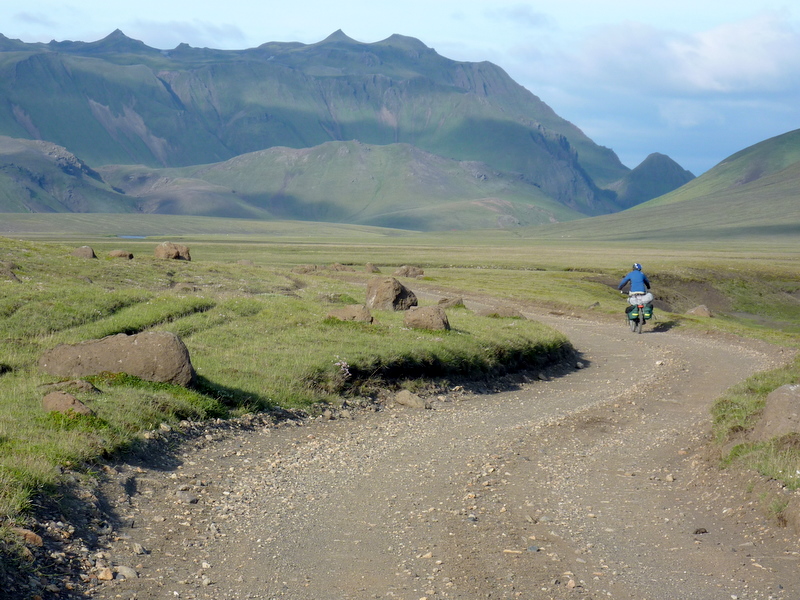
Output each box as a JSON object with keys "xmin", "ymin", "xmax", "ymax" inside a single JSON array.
[
  {"xmin": 497, "ymin": 9, "xmax": 800, "ymax": 173},
  {"xmin": 558, "ymin": 11, "xmax": 800, "ymax": 97},
  {"xmin": 667, "ymin": 12, "xmax": 800, "ymax": 93}
]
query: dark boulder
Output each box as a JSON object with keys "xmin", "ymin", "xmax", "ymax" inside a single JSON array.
[
  {"xmin": 39, "ymin": 331, "xmax": 195, "ymax": 387},
  {"xmin": 366, "ymin": 277, "xmax": 417, "ymax": 311},
  {"xmin": 393, "ymin": 265, "xmax": 424, "ymax": 278},
  {"xmin": 403, "ymin": 305, "xmax": 450, "ymax": 331},
  {"xmin": 154, "ymin": 241, "xmax": 191, "ymax": 261},
  {"xmin": 750, "ymin": 384, "xmax": 800, "ymax": 443},
  {"xmin": 71, "ymin": 246, "xmax": 96, "ymax": 259}
]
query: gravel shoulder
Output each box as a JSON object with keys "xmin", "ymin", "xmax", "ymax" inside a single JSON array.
[{"xmin": 80, "ymin": 296, "xmax": 799, "ymax": 600}]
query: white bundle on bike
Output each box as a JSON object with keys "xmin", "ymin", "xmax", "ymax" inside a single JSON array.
[{"xmin": 628, "ymin": 292, "xmax": 653, "ymax": 305}]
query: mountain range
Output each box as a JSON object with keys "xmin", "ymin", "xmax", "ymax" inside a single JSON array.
[{"xmin": 0, "ymin": 30, "xmax": 700, "ymax": 230}]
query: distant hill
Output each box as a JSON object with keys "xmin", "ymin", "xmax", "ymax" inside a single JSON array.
[
  {"xmin": 607, "ymin": 153, "xmax": 694, "ymax": 210},
  {"xmin": 517, "ymin": 129, "xmax": 800, "ymax": 243},
  {"xmin": 101, "ymin": 140, "xmax": 590, "ymax": 230},
  {"xmin": 0, "ymin": 135, "xmax": 585, "ymax": 230},
  {"xmin": 0, "ymin": 136, "xmax": 136, "ymax": 212}
]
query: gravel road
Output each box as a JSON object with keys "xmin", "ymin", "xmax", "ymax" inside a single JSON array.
[{"xmin": 84, "ymin": 297, "xmax": 798, "ymax": 600}]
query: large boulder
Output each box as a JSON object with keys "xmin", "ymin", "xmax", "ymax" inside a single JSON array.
[
  {"xmin": 403, "ymin": 305, "xmax": 450, "ymax": 331},
  {"xmin": 327, "ymin": 305, "xmax": 374, "ymax": 323},
  {"xmin": 39, "ymin": 331, "xmax": 195, "ymax": 387},
  {"xmin": 154, "ymin": 241, "xmax": 191, "ymax": 261},
  {"xmin": 71, "ymin": 246, "xmax": 96, "ymax": 259},
  {"xmin": 393, "ymin": 265, "xmax": 424, "ymax": 278},
  {"xmin": 750, "ymin": 384, "xmax": 800, "ymax": 443},
  {"xmin": 366, "ymin": 277, "xmax": 417, "ymax": 311}
]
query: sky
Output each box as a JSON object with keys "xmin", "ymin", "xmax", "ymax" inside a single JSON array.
[{"xmin": 3, "ymin": 1, "xmax": 800, "ymax": 175}]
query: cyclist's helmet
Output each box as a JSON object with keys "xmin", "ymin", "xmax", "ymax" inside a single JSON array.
[{"xmin": 633, "ymin": 263, "xmax": 642, "ymax": 271}]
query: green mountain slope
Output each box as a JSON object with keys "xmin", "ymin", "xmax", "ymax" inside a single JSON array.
[
  {"xmin": 517, "ymin": 130, "xmax": 800, "ymax": 243},
  {"xmin": 0, "ymin": 29, "xmax": 631, "ymax": 216},
  {"xmin": 97, "ymin": 140, "xmax": 585, "ymax": 230},
  {"xmin": 0, "ymin": 136, "xmax": 137, "ymax": 212},
  {"xmin": 638, "ymin": 129, "xmax": 800, "ymax": 209},
  {"xmin": 0, "ymin": 133, "xmax": 584, "ymax": 230}
]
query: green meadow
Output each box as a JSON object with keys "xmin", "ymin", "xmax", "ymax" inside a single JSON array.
[{"xmin": 0, "ymin": 214, "xmax": 797, "ymax": 533}]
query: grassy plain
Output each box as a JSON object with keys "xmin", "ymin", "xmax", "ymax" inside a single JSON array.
[
  {"xmin": 0, "ymin": 213, "xmax": 797, "ymax": 531},
  {"xmin": 0, "ymin": 227, "xmax": 578, "ymax": 521}
]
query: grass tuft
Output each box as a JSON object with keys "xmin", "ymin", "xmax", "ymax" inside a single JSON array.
[{"xmin": 712, "ymin": 355, "xmax": 800, "ymax": 490}]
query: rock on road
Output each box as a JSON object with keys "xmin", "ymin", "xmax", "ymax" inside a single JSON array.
[{"xmin": 88, "ymin": 299, "xmax": 798, "ymax": 600}]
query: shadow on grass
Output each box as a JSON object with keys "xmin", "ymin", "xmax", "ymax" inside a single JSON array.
[{"xmin": 192, "ymin": 374, "xmax": 277, "ymax": 415}]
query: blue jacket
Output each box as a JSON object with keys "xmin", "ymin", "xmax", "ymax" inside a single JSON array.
[{"xmin": 618, "ymin": 270, "xmax": 651, "ymax": 293}]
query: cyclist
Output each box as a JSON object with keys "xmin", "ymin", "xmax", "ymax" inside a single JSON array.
[
  {"xmin": 619, "ymin": 263, "xmax": 654, "ymax": 318},
  {"xmin": 618, "ymin": 263, "xmax": 651, "ymax": 295}
]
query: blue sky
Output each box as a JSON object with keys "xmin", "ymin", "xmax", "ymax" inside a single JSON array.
[{"xmin": 4, "ymin": 1, "xmax": 799, "ymax": 175}]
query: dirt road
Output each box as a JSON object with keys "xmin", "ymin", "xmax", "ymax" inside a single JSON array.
[{"xmin": 86, "ymin": 298, "xmax": 798, "ymax": 600}]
